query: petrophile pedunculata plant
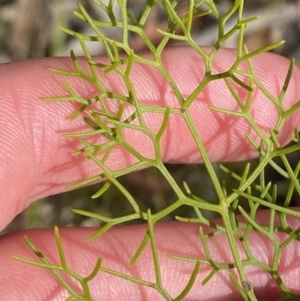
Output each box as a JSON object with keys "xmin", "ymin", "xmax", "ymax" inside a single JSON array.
[{"xmin": 12, "ymin": 1, "xmax": 300, "ymax": 300}]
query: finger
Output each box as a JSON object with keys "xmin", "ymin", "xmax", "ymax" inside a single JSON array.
[
  {"xmin": 1, "ymin": 47, "xmax": 300, "ymax": 230},
  {"xmin": 0, "ymin": 211, "xmax": 299, "ymax": 300}
]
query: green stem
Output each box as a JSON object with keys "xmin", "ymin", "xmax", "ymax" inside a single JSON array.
[{"xmin": 184, "ymin": 111, "xmax": 225, "ymax": 202}]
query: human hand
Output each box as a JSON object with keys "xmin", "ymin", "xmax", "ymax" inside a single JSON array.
[{"xmin": 0, "ymin": 47, "xmax": 300, "ymax": 300}]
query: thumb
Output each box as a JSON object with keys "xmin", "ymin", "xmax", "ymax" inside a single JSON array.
[{"xmin": 0, "ymin": 211, "xmax": 299, "ymax": 300}]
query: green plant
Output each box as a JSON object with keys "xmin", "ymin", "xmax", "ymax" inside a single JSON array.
[{"xmin": 12, "ymin": 1, "xmax": 300, "ymax": 300}]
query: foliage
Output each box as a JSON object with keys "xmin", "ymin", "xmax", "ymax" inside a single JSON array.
[{"xmin": 13, "ymin": 1, "xmax": 300, "ymax": 300}]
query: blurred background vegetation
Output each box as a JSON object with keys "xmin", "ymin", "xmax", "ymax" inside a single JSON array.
[{"xmin": 1, "ymin": 0, "xmax": 300, "ymax": 233}]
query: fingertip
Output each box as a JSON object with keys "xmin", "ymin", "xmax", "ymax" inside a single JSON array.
[{"xmin": 1, "ymin": 48, "xmax": 300, "ymax": 230}]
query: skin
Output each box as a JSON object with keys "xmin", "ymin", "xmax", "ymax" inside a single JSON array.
[{"xmin": 0, "ymin": 47, "xmax": 300, "ymax": 300}]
